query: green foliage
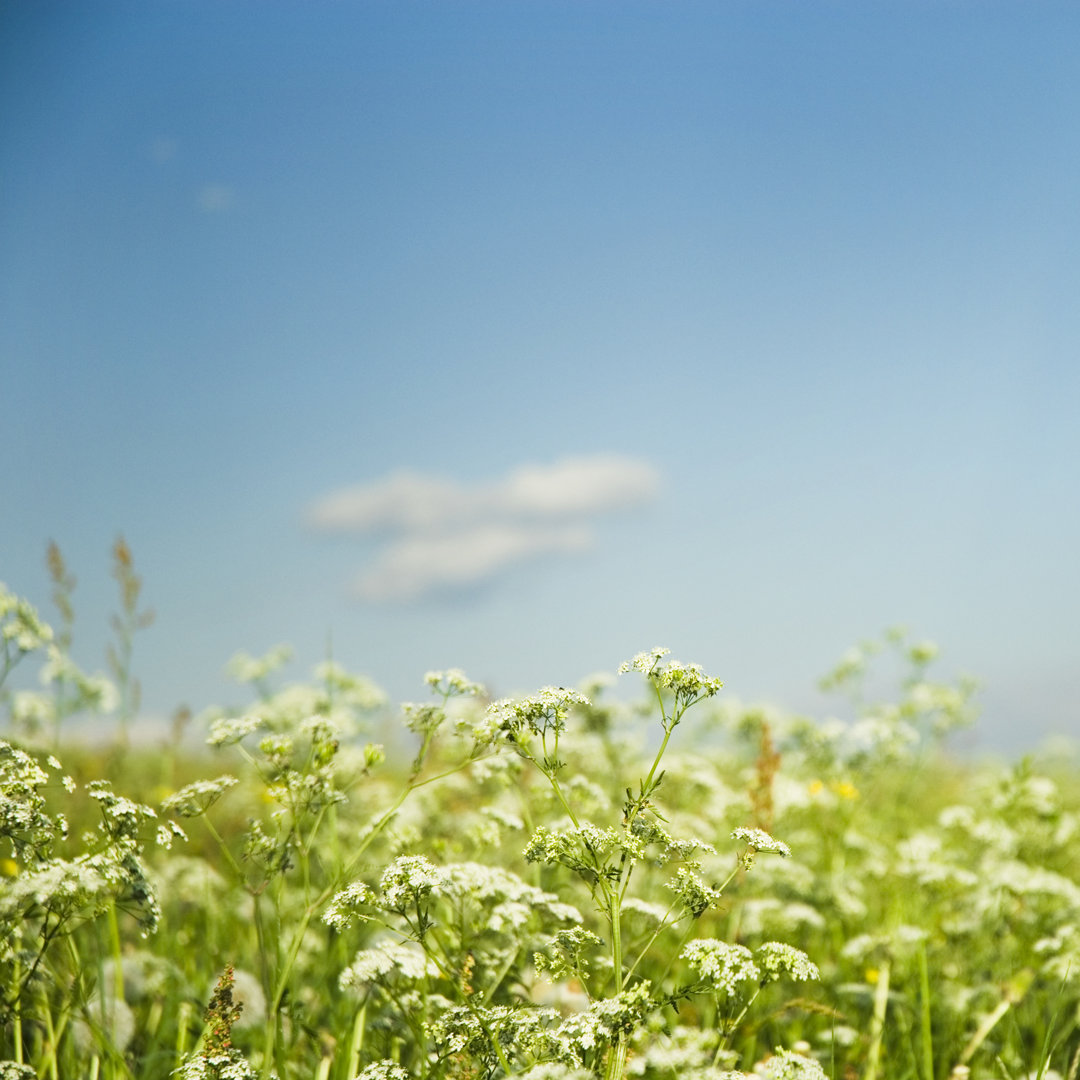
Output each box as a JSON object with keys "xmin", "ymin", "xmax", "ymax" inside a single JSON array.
[{"xmin": 1, "ymin": 549, "xmax": 1078, "ymax": 1080}]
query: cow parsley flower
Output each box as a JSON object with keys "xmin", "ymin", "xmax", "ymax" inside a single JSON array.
[
  {"xmin": 681, "ymin": 940, "xmax": 760, "ymax": 996},
  {"xmin": 207, "ymin": 714, "xmax": 263, "ymax": 747},
  {"xmin": 340, "ymin": 940, "xmax": 437, "ymax": 989},
  {"xmin": 548, "ymin": 983, "xmax": 653, "ymax": 1065},
  {"xmin": 323, "ymin": 880, "xmax": 377, "ymax": 930},
  {"xmin": 424, "ymin": 668, "xmax": 486, "ymax": 698},
  {"xmin": 618, "ymin": 649, "xmax": 724, "ymax": 704},
  {"xmin": 155, "ymin": 821, "xmax": 187, "ymax": 850},
  {"xmin": 667, "ymin": 868, "xmax": 724, "ymax": 918},
  {"xmin": 756, "ymin": 1048, "xmax": 828, "ymax": 1080},
  {"xmin": 353, "ymin": 1064, "xmax": 410, "ymax": 1080},
  {"xmin": 0, "ymin": 586, "xmax": 54, "ymax": 653},
  {"xmin": 0, "ymin": 1064, "xmax": 37, "ymax": 1080},
  {"xmin": 161, "ymin": 776, "xmax": 239, "ymax": 818},
  {"xmin": 485, "ymin": 687, "xmax": 591, "ymax": 741},
  {"xmin": 755, "ymin": 943, "xmax": 819, "ymax": 984},
  {"xmin": 732, "ymin": 827, "xmax": 792, "ymax": 858},
  {"xmin": 379, "ymin": 854, "xmax": 445, "ymax": 911}
]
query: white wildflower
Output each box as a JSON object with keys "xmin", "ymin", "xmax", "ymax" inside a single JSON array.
[
  {"xmin": 681, "ymin": 939, "xmax": 759, "ymax": 996},
  {"xmin": 379, "ymin": 855, "xmax": 445, "ymax": 910},
  {"xmin": 424, "ymin": 668, "xmax": 486, "ymax": 697},
  {"xmin": 618, "ymin": 649, "xmax": 724, "ymax": 702},
  {"xmin": 757, "ymin": 1048, "xmax": 828, "ymax": 1080},
  {"xmin": 207, "ymin": 713, "xmax": 263, "ymax": 747},
  {"xmin": 161, "ymin": 776, "xmax": 239, "ymax": 817},
  {"xmin": 731, "ymin": 827, "xmax": 791, "ymax": 858},
  {"xmin": 353, "ymin": 1064, "xmax": 411, "ymax": 1080},
  {"xmin": 341, "ymin": 940, "xmax": 437, "ymax": 989},
  {"xmin": 155, "ymin": 821, "xmax": 187, "ymax": 849},
  {"xmin": 323, "ymin": 880, "xmax": 377, "ymax": 930},
  {"xmin": 755, "ymin": 942, "xmax": 819, "ymax": 983}
]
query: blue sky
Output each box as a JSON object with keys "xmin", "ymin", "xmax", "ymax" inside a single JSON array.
[{"xmin": 2, "ymin": 2, "xmax": 1078, "ymax": 752}]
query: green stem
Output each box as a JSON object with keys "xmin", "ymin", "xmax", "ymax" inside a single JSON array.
[
  {"xmin": 864, "ymin": 956, "xmax": 892, "ymax": 1080},
  {"xmin": 918, "ymin": 943, "xmax": 934, "ymax": 1080}
]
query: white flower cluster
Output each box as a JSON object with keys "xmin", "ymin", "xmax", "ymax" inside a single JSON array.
[
  {"xmin": 666, "ymin": 868, "xmax": 724, "ymax": 918},
  {"xmin": 340, "ymin": 940, "xmax": 437, "ymax": 989},
  {"xmin": 428, "ymin": 1002, "xmax": 557, "ymax": 1064},
  {"xmin": 87, "ymin": 781, "xmax": 156, "ymax": 832},
  {"xmin": 485, "ymin": 688, "xmax": 591, "ymax": 740},
  {"xmin": 206, "ymin": 713, "xmax": 263, "ymax": 748},
  {"xmin": 323, "ymin": 880, "xmax": 377, "ymax": 930},
  {"xmin": 1, "ymin": 741, "xmax": 61, "ymax": 858},
  {"xmin": 174, "ymin": 1052, "xmax": 258, "ymax": 1080},
  {"xmin": 732, "ymin": 827, "xmax": 792, "ymax": 858},
  {"xmin": 618, "ymin": 649, "xmax": 724, "ymax": 703},
  {"xmin": 440, "ymin": 862, "xmax": 584, "ymax": 930},
  {"xmin": 755, "ymin": 1048, "xmax": 828, "ymax": 1080},
  {"xmin": 755, "ymin": 943, "xmax": 819, "ymax": 984},
  {"xmin": 424, "ymin": 668, "xmax": 486, "ymax": 698},
  {"xmin": 546, "ymin": 982, "xmax": 653, "ymax": 1066},
  {"xmin": 534, "ymin": 926, "xmax": 603, "ymax": 980},
  {"xmin": 353, "ymin": 1063, "xmax": 410, "ymax": 1080},
  {"xmin": 379, "ymin": 854, "xmax": 446, "ymax": 911},
  {"xmin": 155, "ymin": 821, "xmax": 188, "ymax": 850},
  {"xmin": 524, "ymin": 823, "xmax": 627, "ymax": 879},
  {"xmin": 0, "ymin": 585, "xmax": 54, "ymax": 654},
  {"xmin": 161, "ymin": 776, "xmax": 239, "ymax": 818},
  {"xmin": 681, "ymin": 940, "xmax": 760, "ymax": 997},
  {"xmin": 0, "ymin": 1063, "xmax": 36, "ymax": 1080}
]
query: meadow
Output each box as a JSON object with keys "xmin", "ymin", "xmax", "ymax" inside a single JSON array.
[{"xmin": 2, "ymin": 544, "xmax": 1078, "ymax": 1080}]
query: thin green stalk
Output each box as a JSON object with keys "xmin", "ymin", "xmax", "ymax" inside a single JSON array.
[
  {"xmin": 918, "ymin": 943, "xmax": 934, "ymax": 1080},
  {"xmin": 175, "ymin": 999, "xmax": 194, "ymax": 1065},
  {"xmin": 12, "ymin": 948, "xmax": 23, "ymax": 1064},
  {"xmin": 344, "ymin": 1000, "xmax": 367, "ymax": 1080},
  {"xmin": 864, "ymin": 957, "xmax": 892, "ymax": 1080}
]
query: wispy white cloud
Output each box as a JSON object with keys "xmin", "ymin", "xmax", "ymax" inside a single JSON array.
[
  {"xmin": 308, "ymin": 454, "xmax": 659, "ymax": 603},
  {"xmin": 308, "ymin": 455, "xmax": 659, "ymax": 534},
  {"xmin": 352, "ymin": 524, "xmax": 592, "ymax": 602},
  {"xmin": 198, "ymin": 184, "xmax": 234, "ymax": 212}
]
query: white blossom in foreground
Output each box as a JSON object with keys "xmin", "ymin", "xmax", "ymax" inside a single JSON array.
[
  {"xmin": 353, "ymin": 1064, "xmax": 410, "ymax": 1080},
  {"xmin": 681, "ymin": 940, "xmax": 760, "ymax": 997},
  {"xmin": 754, "ymin": 1048, "xmax": 828, "ymax": 1080},
  {"xmin": 424, "ymin": 668, "xmax": 486, "ymax": 697},
  {"xmin": 618, "ymin": 648, "xmax": 724, "ymax": 705},
  {"xmin": 206, "ymin": 714, "xmax": 263, "ymax": 748},
  {"xmin": 379, "ymin": 854, "xmax": 445, "ymax": 911},
  {"xmin": 160, "ymin": 776, "xmax": 239, "ymax": 818},
  {"xmin": 323, "ymin": 880, "xmax": 377, "ymax": 930},
  {"xmin": 340, "ymin": 941, "xmax": 437, "ymax": 989},
  {"xmin": 0, "ymin": 1065, "xmax": 37, "ymax": 1080},
  {"xmin": 731, "ymin": 828, "xmax": 792, "ymax": 858},
  {"xmin": 174, "ymin": 1054, "xmax": 258, "ymax": 1080},
  {"xmin": 755, "ymin": 943, "xmax": 820, "ymax": 984}
]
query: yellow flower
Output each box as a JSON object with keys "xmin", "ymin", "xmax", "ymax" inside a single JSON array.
[
  {"xmin": 1, "ymin": 858, "xmax": 18, "ymax": 878},
  {"xmin": 808, "ymin": 779, "xmax": 824, "ymax": 796},
  {"xmin": 832, "ymin": 780, "xmax": 859, "ymax": 800}
]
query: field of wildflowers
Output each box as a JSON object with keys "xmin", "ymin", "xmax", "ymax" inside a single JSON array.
[{"xmin": 2, "ymin": 544, "xmax": 1078, "ymax": 1080}]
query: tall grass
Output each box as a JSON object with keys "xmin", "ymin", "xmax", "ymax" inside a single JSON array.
[{"xmin": 1, "ymin": 547, "xmax": 1078, "ymax": 1079}]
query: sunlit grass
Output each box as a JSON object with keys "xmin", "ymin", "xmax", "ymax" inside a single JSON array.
[{"xmin": 1, "ymin": 549, "xmax": 1078, "ymax": 1079}]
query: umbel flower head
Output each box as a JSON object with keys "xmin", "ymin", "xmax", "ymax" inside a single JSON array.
[{"xmin": 618, "ymin": 648, "xmax": 724, "ymax": 705}]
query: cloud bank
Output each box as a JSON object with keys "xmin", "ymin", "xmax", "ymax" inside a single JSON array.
[{"xmin": 307, "ymin": 455, "xmax": 659, "ymax": 602}]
